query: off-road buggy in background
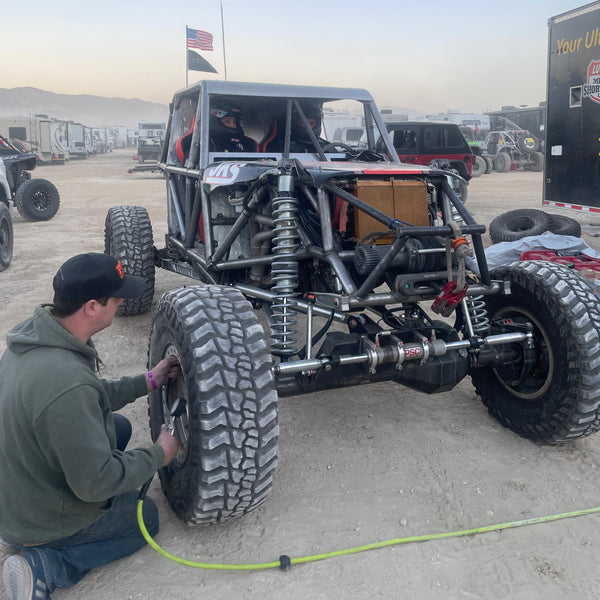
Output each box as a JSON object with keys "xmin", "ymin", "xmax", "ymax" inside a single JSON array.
[
  {"xmin": 0, "ymin": 136, "xmax": 60, "ymax": 222},
  {"xmin": 105, "ymin": 81, "xmax": 600, "ymax": 526},
  {"xmin": 136, "ymin": 137, "xmax": 163, "ymax": 164},
  {"xmin": 0, "ymin": 136, "xmax": 61, "ymax": 271},
  {"xmin": 482, "ymin": 129, "xmax": 544, "ymax": 173}
]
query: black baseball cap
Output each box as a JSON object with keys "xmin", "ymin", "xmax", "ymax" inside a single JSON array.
[{"xmin": 53, "ymin": 253, "xmax": 145, "ymax": 302}]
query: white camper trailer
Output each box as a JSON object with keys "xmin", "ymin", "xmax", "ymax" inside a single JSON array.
[
  {"xmin": 67, "ymin": 122, "xmax": 86, "ymax": 158},
  {"xmin": 0, "ymin": 115, "xmax": 68, "ymax": 164}
]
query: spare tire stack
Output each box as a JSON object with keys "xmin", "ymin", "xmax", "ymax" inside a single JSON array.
[{"xmin": 489, "ymin": 209, "xmax": 582, "ymax": 244}]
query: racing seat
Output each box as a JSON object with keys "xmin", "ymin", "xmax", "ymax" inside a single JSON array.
[
  {"xmin": 176, "ymin": 118, "xmax": 196, "ymax": 165},
  {"xmin": 260, "ymin": 119, "xmax": 283, "ymax": 152}
]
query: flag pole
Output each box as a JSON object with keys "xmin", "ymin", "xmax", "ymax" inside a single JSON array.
[
  {"xmin": 185, "ymin": 25, "xmax": 189, "ymax": 86},
  {"xmin": 220, "ymin": 1, "xmax": 227, "ymax": 81}
]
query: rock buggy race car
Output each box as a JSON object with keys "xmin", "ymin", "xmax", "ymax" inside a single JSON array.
[
  {"xmin": 104, "ymin": 81, "xmax": 600, "ymax": 526},
  {"xmin": 0, "ymin": 136, "xmax": 61, "ymax": 271}
]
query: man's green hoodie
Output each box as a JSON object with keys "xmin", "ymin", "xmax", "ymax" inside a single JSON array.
[{"xmin": 0, "ymin": 305, "xmax": 165, "ymax": 544}]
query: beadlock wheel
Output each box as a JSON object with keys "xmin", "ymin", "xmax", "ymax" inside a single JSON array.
[{"xmin": 147, "ymin": 284, "xmax": 279, "ymax": 524}]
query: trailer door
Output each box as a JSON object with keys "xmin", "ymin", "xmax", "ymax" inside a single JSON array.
[{"xmin": 39, "ymin": 120, "xmax": 52, "ymax": 154}]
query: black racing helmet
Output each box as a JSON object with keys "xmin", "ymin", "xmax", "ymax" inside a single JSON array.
[
  {"xmin": 210, "ymin": 99, "xmax": 244, "ymax": 144},
  {"xmin": 292, "ymin": 101, "xmax": 323, "ymax": 143}
]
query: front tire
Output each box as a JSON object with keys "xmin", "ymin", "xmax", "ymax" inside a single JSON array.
[
  {"xmin": 470, "ymin": 261, "xmax": 600, "ymax": 443},
  {"xmin": 484, "ymin": 156, "xmax": 494, "ymax": 173},
  {"xmin": 15, "ymin": 178, "xmax": 60, "ymax": 221},
  {"xmin": 0, "ymin": 203, "xmax": 13, "ymax": 271},
  {"xmin": 104, "ymin": 205, "xmax": 155, "ymax": 315},
  {"xmin": 148, "ymin": 285, "xmax": 279, "ymax": 524},
  {"xmin": 494, "ymin": 152, "xmax": 511, "ymax": 172}
]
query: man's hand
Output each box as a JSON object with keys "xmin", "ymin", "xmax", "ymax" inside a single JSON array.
[
  {"xmin": 157, "ymin": 425, "xmax": 181, "ymax": 466},
  {"xmin": 146, "ymin": 356, "xmax": 180, "ymax": 391}
]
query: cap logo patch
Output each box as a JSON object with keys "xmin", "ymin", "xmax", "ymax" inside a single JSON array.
[{"xmin": 116, "ymin": 261, "xmax": 124, "ymax": 279}]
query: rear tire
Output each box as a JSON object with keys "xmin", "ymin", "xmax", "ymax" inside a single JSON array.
[
  {"xmin": 489, "ymin": 208, "xmax": 551, "ymax": 243},
  {"xmin": 529, "ymin": 151, "xmax": 544, "ymax": 172},
  {"xmin": 104, "ymin": 205, "xmax": 155, "ymax": 315},
  {"xmin": 148, "ymin": 285, "xmax": 279, "ymax": 524},
  {"xmin": 15, "ymin": 178, "xmax": 60, "ymax": 221},
  {"xmin": 0, "ymin": 203, "xmax": 13, "ymax": 271},
  {"xmin": 470, "ymin": 261, "xmax": 600, "ymax": 443}
]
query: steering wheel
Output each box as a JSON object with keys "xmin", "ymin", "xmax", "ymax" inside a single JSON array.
[{"xmin": 320, "ymin": 142, "xmax": 354, "ymax": 153}]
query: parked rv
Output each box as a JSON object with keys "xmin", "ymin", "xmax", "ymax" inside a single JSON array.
[
  {"xmin": 0, "ymin": 115, "xmax": 68, "ymax": 164},
  {"xmin": 67, "ymin": 122, "xmax": 87, "ymax": 159}
]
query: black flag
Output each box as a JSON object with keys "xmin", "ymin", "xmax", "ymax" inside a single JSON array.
[{"xmin": 187, "ymin": 50, "xmax": 217, "ymax": 73}]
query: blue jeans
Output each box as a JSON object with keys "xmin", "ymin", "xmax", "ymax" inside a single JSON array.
[{"xmin": 15, "ymin": 413, "xmax": 159, "ymax": 594}]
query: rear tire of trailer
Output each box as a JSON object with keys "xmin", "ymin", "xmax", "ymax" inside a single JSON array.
[
  {"xmin": 470, "ymin": 261, "xmax": 600, "ymax": 444},
  {"xmin": 548, "ymin": 214, "xmax": 581, "ymax": 237},
  {"xmin": 528, "ymin": 151, "xmax": 544, "ymax": 172},
  {"xmin": 147, "ymin": 285, "xmax": 279, "ymax": 525},
  {"xmin": 15, "ymin": 178, "xmax": 60, "ymax": 221},
  {"xmin": 471, "ymin": 156, "xmax": 486, "ymax": 178},
  {"xmin": 494, "ymin": 152, "xmax": 511, "ymax": 173},
  {"xmin": 489, "ymin": 208, "xmax": 551, "ymax": 243},
  {"xmin": 104, "ymin": 205, "xmax": 155, "ymax": 315},
  {"xmin": 0, "ymin": 203, "xmax": 13, "ymax": 272}
]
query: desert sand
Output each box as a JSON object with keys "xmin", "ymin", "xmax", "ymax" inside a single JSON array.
[{"xmin": 2, "ymin": 150, "xmax": 600, "ymax": 600}]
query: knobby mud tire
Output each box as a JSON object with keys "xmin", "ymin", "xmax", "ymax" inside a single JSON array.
[
  {"xmin": 15, "ymin": 178, "xmax": 60, "ymax": 221},
  {"xmin": 148, "ymin": 285, "xmax": 279, "ymax": 524},
  {"xmin": 470, "ymin": 261, "xmax": 600, "ymax": 444},
  {"xmin": 0, "ymin": 203, "xmax": 13, "ymax": 271},
  {"xmin": 489, "ymin": 208, "xmax": 551, "ymax": 244},
  {"xmin": 529, "ymin": 151, "xmax": 544, "ymax": 172},
  {"xmin": 104, "ymin": 205, "xmax": 155, "ymax": 315},
  {"xmin": 471, "ymin": 155, "xmax": 486, "ymax": 178},
  {"xmin": 494, "ymin": 153, "xmax": 511, "ymax": 173},
  {"xmin": 548, "ymin": 214, "xmax": 581, "ymax": 238},
  {"xmin": 516, "ymin": 133, "xmax": 539, "ymax": 154}
]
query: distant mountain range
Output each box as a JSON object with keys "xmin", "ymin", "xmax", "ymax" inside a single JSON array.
[{"xmin": 0, "ymin": 87, "xmax": 169, "ymax": 130}]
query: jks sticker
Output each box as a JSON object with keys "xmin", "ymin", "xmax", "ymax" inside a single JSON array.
[
  {"xmin": 204, "ymin": 162, "xmax": 245, "ymax": 185},
  {"xmin": 583, "ymin": 59, "xmax": 600, "ymax": 104}
]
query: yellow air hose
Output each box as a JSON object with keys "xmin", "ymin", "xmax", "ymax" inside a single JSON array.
[{"xmin": 136, "ymin": 495, "xmax": 600, "ymax": 572}]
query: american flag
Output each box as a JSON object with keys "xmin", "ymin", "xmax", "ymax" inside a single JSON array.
[{"xmin": 187, "ymin": 27, "xmax": 213, "ymax": 51}]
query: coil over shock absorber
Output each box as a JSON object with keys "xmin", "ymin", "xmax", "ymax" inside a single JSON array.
[
  {"xmin": 464, "ymin": 295, "xmax": 490, "ymax": 335},
  {"xmin": 270, "ymin": 173, "xmax": 299, "ymax": 357}
]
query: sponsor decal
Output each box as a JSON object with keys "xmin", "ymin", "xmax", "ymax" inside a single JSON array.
[
  {"xmin": 204, "ymin": 162, "xmax": 246, "ymax": 185},
  {"xmin": 583, "ymin": 59, "xmax": 600, "ymax": 104}
]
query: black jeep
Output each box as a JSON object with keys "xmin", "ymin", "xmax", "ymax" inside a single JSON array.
[{"xmin": 104, "ymin": 81, "xmax": 600, "ymax": 526}]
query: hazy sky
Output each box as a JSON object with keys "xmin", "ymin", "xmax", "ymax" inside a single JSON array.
[{"xmin": 2, "ymin": 0, "xmax": 583, "ymax": 113}]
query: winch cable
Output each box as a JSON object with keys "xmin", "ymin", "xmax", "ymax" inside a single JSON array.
[{"xmin": 136, "ymin": 482, "xmax": 600, "ymax": 572}]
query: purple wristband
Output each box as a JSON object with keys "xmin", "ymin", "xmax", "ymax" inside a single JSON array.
[{"xmin": 147, "ymin": 371, "xmax": 158, "ymax": 390}]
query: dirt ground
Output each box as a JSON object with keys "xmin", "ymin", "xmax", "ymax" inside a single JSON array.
[{"xmin": 3, "ymin": 150, "xmax": 600, "ymax": 600}]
